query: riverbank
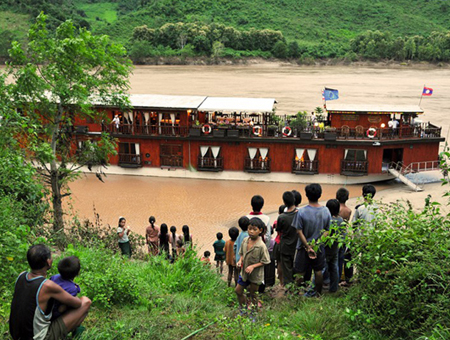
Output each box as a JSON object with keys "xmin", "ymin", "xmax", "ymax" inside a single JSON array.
[{"xmin": 131, "ymin": 56, "xmax": 450, "ymax": 69}]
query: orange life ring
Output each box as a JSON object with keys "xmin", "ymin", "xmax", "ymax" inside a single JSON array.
[
  {"xmin": 366, "ymin": 127, "xmax": 377, "ymax": 138},
  {"xmin": 202, "ymin": 124, "xmax": 212, "ymax": 134},
  {"xmin": 253, "ymin": 125, "xmax": 262, "ymax": 136},
  {"xmin": 282, "ymin": 126, "xmax": 292, "ymax": 137}
]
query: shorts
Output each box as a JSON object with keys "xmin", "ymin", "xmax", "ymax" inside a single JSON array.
[
  {"xmin": 237, "ymin": 275, "xmax": 257, "ymax": 288},
  {"xmin": 44, "ymin": 316, "xmax": 68, "ymax": 340},
  {"xmin": 294, "ymin": 246, "xmax": 326, "ymax": 273},
  {"xmin": 214, "ymin": 254, "xmax": 225, "ymax": 262}
]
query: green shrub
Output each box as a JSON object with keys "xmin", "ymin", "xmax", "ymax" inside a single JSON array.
[
  {"xmin": 347, "ymin": 200, "xmax": 450, "ymax": 338},
  {"xmin": 58, "ymin": 245, "xmax": 142, "ymax": 308}
]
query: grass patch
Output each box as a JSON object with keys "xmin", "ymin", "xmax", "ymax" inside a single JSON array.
[
  {"xmin": 0, "ymin": 11, "xmax": 30, "ymax": 38},
  {"xmin": 76, "ymin": 2, "xmax": 118, "ymax": 24}
]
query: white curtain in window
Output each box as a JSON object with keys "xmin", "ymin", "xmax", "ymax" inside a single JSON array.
[
  {"xmin": 307, "ymin": 149, "xmax": 317, "ymax": 171},
  {"xmin": 211, "ymin": 146, "xmax": 221, "ymax": 167},
  {"xmin": 143, "ymin": 112, "xmax": 149, "ymax": 124},
  {"xmin": 135, "ymin": 143, "xmax": 140, "ymax": 155},
  {"xmin": 295, "ymin": 148, "xmax": 304, "ymax": 170},
  {"xmin": 363, "ymin": 150, "xmax": 367, "ymax": 159},
  {"xmin": 200, "ymin": 146, "xmax": 209, "ymax": 167},
  {"xmin": 158, "ymin": 113, "xmax": 162, "ymax": 134},
  {"xmin": 122, "ymin": 111, "xmax": 128, "ymax": 124},
  {"xmin": 344, "ymin": 149, "xmax": 349, "ymax": 159},
  {"xmin": 307, "ymin": 149, "xmax": 317, "ymax": 161},
  {"xmin": 248, "ymin": 148, "xmax": 257, "ymax": 169},
  {"xmin": 170, "ymin": 113, "xmax": 176, "ymax": 135},
  {"xmin": 259, "ymin": 148, "xmax": 269, "ymax": 169},
  {"xmin": 128, "ymin": 112, "xmax": 133, "ymax": 123}
]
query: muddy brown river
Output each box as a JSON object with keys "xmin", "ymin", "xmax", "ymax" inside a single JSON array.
[{"xmin": 68, "ymin": 64, "xmax": 449, "ymax": 253}]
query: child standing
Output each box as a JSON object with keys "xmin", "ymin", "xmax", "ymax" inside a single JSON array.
[
  {"xmin": 325, "ymin": 199, "xmax": 344, "ymax": 293},
  {"xmin": 145, "ymin": 216, "xmax": 159, "ymax": 256},
  {"xmin": 50, "ymin": 256, "xmax": 81, "ymax": 320},
  {"xmin": 235, "ymin": 218, "xmax": 271, "ymax": 311},
  {"xmin": 234, "ymin": 216, "xmax": 250, "ymax": 276},
  {"xmin": 159, "ymin": 223, "xmax": 170, "ymax": 258},
  {"xmin": 201, "ymin": 250, "xmax": 211, "ymax": 265},
  {"xmin": 170, "ymin": 226, "xmax": 181, "ymax": 259},
  {"xmin": 117, "ymin": 217, "xmax": 131, "ymax": 257},
  {"xmin": 213, "ymin": 232, "xmax": 226, "ymax": 274},
  {"xmin": 224, "ymin": 227, "xmax": 239, "ymax": 286},
  {"xmin": 176, "ymin": 239, "xmax": 186, "ymax": 257}
]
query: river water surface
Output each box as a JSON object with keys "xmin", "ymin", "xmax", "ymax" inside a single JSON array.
[{"xmin": 68, "ymin": 64, "xmax": 449, "ymax": 252}]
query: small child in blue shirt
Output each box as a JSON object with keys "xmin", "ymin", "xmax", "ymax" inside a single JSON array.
[
  {"xmin": 234, "ymin": 216, "xmax": 250, "ymax": 275},
  {"xmin": 50, "ymin": 256, "xmax": 81, "ymax": 320}
]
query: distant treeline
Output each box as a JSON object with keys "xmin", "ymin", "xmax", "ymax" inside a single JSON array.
[
  {"xmin": 130, "ymin": 23, "xmax": 450, "ymax": 63},
  {"xmin": 350, "ymin": 30, "xmax": 450, "ymax": 62},
  {"xmin": 132, "ymin": 22, "xmax": 288, "ymax": 56}
]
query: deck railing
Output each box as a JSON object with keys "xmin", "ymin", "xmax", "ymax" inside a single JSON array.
[
  {"xmin": 244, "ymin": 157, "xmax": 271, "ymax": 173},
  {"xmin": 197, "ymin": 156, "xmax": 224, "ymax": 171},
  {"xmin": 341, "ymin": 160, "xmax": 369, "ymax": 175},
  {"xmin": 100, "ymin": 123, "xmax": 441, "ymax": 141},
  {"xmin": 118, "ymin": 153, "xmax": 142, "ymax": 166},
  {"xmin": 292, "ymin": 160, "xmax": 318, "ymax": 174},
  {"xmin": 106, "ymin": 124, "xmax": 189, "ymax": 137},
  {"xmin": 160, "ymin": 155, "xmax": 183, "ymax": 168}
]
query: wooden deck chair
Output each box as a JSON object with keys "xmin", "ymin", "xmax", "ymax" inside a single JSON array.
[
  {"xmin": 355, "ymin": 125, "xmax": 364, "ymax": 138},
  {"xmin": 341, "ymin": 125, "xmax": 350, "ymax": 138}
]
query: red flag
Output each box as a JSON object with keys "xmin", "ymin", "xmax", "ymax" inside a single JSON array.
[{"xmin": 422, "ymin": 87, "xmax": 433, "ymax": 96}]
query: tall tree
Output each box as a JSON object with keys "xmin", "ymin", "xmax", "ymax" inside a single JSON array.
[{"xmin": 4, "ymin": 13, "xmax": 132, "ymax": 233}]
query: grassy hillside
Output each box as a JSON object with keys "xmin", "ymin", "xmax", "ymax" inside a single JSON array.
[
  {"xmin": 1, "ymin": 0, "xmax": 450, "ymax": 60},
  {"xmin": 72, "ymin": 0, "xmax": 450, "ymax": 43}
]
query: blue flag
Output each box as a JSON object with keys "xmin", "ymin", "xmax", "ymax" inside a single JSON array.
[{"xmin": 323, "ymin": 88, "xmax": 339, "ymax": 101}]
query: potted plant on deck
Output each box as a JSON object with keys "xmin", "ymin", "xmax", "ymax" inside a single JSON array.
[
  {"xmin": 189, "ymin": 120, "xmax": 202, "ymax": 136},
  {"xmin": 324, "ymin": 126, "xmax": 337, "ymax": 141},
  {"xmin": 213, "ymin": 123, "xmax": 227, "ymax": 137},
  {"xmin": 268, "ymin": 112, "xmax": 281, "ymax": 137},
  {"xmin": 290, "ymin": 111, "xmax": 310, "ymax": 139}
]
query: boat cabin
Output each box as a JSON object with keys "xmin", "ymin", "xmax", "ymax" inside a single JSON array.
[{"xmin": 73, "ymin": 95, "xmax": 444, "ymax": 183}]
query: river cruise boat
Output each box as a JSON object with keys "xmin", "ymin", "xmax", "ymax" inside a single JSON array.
[{"xmin": 73, "ymin": 94, "xmax": 444, "ymax": 185}]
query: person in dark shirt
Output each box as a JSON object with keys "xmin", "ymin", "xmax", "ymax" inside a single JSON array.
[{"xmin": 277, "ymin": 191, "xmax": 299, "ymax": 287}]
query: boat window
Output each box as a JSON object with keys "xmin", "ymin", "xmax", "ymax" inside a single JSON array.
[
  {"xmin": 295, "ymin": 149, "xmax": 317, "ymax": 161},
  {"xmin": 344, "ymin": 149, "xmax": 367, "ymax": 161},
  {"xmin": 200, "ymin": 146, "xmax": 222, "ymax": 158},
  {"xmin": 119, "ymin": 142, "xmax": 139, "ymax": 155}
]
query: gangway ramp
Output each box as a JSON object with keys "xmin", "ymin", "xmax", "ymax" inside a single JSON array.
[{"xmin": 388, "ymin": 168, "xmax": 424, "ymax": 192}]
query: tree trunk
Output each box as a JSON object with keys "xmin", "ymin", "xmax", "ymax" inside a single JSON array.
[
  {"xmin": 51, "ymin": 105, "xmax": 65, "ymax": 233},
  {"xmin": 51, "ymin": 161, "xmax": 64, "ymax": 233}
]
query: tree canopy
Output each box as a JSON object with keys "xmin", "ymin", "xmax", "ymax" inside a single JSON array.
[{"xmin": 3, "ymin": 12, "xmax": 133, "ymax": 232}]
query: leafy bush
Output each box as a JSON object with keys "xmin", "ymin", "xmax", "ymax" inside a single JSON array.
[
  {"xmin": 63, "ymin": 213, "xmax": 147, "ymax": 259},
  {"xmin": 58, "ymin": 245, "xmax": 142, "ymax": 308},
  {"xmin": 347, "ymin": 200, "xmax": 450, "ymax": 338}
]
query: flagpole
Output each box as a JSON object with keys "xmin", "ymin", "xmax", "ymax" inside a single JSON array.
[{"xmin": 418, "ymin": 84, "xmax": 424, "ymax": 107}]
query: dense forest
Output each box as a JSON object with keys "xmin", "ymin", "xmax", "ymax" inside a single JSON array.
[{"xmin": 2, "ymin": 0, "xmax": 450, "ymax": 62}]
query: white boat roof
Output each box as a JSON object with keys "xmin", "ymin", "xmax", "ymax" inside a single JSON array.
[
  {"xmin": 128, "ymin": 94, "xmax": 207, "ymax": 109},
  {"xmin": 326, "ymin": 103, "xmax": 424, "ymax": 114},
  {"xmin": 198, "ymin": 97, "xmax": 276, "ymax": 113}
]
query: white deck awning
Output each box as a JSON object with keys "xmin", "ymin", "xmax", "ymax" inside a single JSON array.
[
  {"xmin": 128, "ymin": 94, "xmax": 207, "ymax": 110},
  {"xmin": 326, "ymin": 103, "xmax": 424, "ymax": 114},
  {"xmin": 198, "ymin": 97, "xmax": 276, "ymax": 113}
]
